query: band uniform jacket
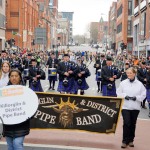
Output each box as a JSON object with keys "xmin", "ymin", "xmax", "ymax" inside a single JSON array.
[
  {"xmin": 101, "ymin": 65, "xmax": 121, "ymax": 85},
  {"xmin": 28, "ymin": 66, "xmax": 45, "ymax": 82},
  {"xmin": 46, "ymin": 57, "xmax": 59, "ymax": 68},
  {"xmin": 23, "ymin": 59, "xmax": 32, "ymax": 69},
  {"xmin": 57, "ymin": 61, "xmax": 78, "ymax": 81},
  {"xmin": 94, "ymin": 59, "xmax": 107, "ymax": 74},
  {"xmin": 137, "ymin": 68, "xmax": 147, "ymax": 85}
]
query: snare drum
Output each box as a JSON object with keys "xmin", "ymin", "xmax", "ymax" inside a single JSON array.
[
  {"xmin": 23, "ymin": 69, "xmax": 29, "ymax": 77},
  {"xmin": 48, "ymin": 68, "xmax": 57, "ymax": 76},
  {"xmin": 97, "ymin": 69, "xmax": 101, "ymax": 78}
]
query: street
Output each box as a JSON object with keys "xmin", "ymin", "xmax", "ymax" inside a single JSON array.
[{"xmin": 0, "ymin": 46, "xmax": 150, "ymax": 150}]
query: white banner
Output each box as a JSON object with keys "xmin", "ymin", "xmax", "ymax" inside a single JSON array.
[{"xmin": 0, "ymin": 85, "xmax": 39, "ymax": 125}]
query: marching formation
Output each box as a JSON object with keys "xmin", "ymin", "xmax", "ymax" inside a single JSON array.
[{"xmin": 0, "ymin": 48, "xmax": 149, "ymax": 149}]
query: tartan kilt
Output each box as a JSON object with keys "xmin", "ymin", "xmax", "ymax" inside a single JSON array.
[
  {"xmin": 146, "ymin": 88, "xmax": 150, "ymax": 102},
  {"xmin": 29, "ymin": 80, "xmax": 43, "ymax": 92},
  {"xmin": 48, "ymin": 75, "xmax": 57, "ymax": 81},
  {"xmin": 96, "ymin": 75, "xmax": 102, "ymax": 81},
  {"xmin": 57, "ymin": 78, "xmax": 77, "ymax": 93},
  {"xmin": 102, "ymin": 84, "xmax": 117, "ymax": 97},
  {"xmin": 75, "ymin": 78, "xmax": 89, "ymax": 90}
]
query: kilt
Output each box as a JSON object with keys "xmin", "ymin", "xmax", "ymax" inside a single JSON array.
[
  {"xmin": 29, "ymin": 80, "xmax": 43, "ymax": 92},
  {"xmin": 57, "ymin": 78, "xmax": 77, "ymax": 93},
  {"xmin": 102, "ymin": 84, "xmax": 117, "ymax": 97},
  {"xmin": 48, "ymin": 75, "xmax": 57, "ymax": 81},
  {"xmin": 146, "ymin": 88, "xmax": 150, "ymax": 102},
  {"xmin": 96, "ymin": 75, "xmax": 101, "ymax": 82},
  {"xmin": 75, "ymin": 78, "xmax": 89, "ymax": 90}
]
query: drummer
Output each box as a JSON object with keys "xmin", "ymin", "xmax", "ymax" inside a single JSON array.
[
  {"xmin": 46, "ymin": 53, "xmax": 59, "ymax": 90},
  {"xmin": 22, "ymin": 53, "xmax": 32, "ymax": 85},
  {"xmin": 94, "ymin": 54, "xmax": 107, "ymax": 93}
]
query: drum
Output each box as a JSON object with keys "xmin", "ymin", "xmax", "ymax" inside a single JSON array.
[
  {"xmin": 48, "ymin": 68, "xmax": 57, "ymax": 76},
  {"xmin": 97, "ymin": 69, "xmax": 101, "ymax": 78},
  {"xmin": 23, "ymin": 69, "xmax": 29, "ymax": 77}
]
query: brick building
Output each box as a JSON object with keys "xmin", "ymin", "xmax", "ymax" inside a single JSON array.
[
  {"xmin": 98, "ymin": 17, "xmax": 108, "ymax": 47},
  {"xmin": 108, "ymin": 2, "xmax": 117, "ymax": 51},
  {"xmin": 6, "ymin": 0, "xmax": 39, "ymax": 50},
  {"xmin": 0, "ymin": 0, "xmax": 6, "ymax": 50},
  {"xmin": 133, "ymin": 0, "xmax": 150, "ymax": 57},
  {"xmin": 116, "ymin": 0, "xmax": 133, "ymax": 54}
]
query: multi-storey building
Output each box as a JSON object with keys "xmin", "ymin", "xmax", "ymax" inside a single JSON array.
[
  {"xmin": 49, "ymin": 0, "xmax": 58, "ymax": 48},
  {"xmin": 116, "ymin": 0, "xmax": 133, "ymax": 54},
  {"xmin": 6, "ymin": 0, "xmax": 39, "ymax": 50},
  {"xmin": 57, "ymin": 18, "xmax": 70, "ymax": 46},
  {"xmin": 133, "ymin": 0, "xmax": 150, "ymax": 57},
  {"xmin": 98, "ymin": 17, "xmax": 108, "ymax": 48},
  {"xmin": 108, "ymin": 2, "xmax": 117, "ymax": 51},
  {"xmin": 59, "ymin": 12, "xmax": 74, "ymax": 43},
  {"xmin": 0, "ymin": 0, "xmax": 6, "ymax": 50}
]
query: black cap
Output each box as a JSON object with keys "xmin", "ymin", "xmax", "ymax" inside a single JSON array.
[
  {"xmin": 125, "ymin": 63, "xmax": 130, "ymax": 65},
  {"xmin": 106, "ymin": 56, "xmax": 112, "ymax": 61},
  {"xmin": 51, "ymin": 53, "xmax": 55, "ymax": 55},
  {"xmin": 142, "ymin": 61, "xmax": 146, "ymax": 65},
  {"xmin": 28, "ymin": 53, "xmax": 32, "ymax": 56},
  {"xmin": 63, "ymin": 53, "xmax": 69, "ymax": 57},
  {"xmin": 13, "ymin": 52, "xmax": 16, "ymax": 55},
  {"xmin": 101, "ymin": 54, "xmax": 105, "ymax": 57}
]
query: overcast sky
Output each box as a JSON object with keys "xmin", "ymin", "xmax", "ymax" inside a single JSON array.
[{"xmin": 58, "ymin": 0, "xmax": 117, "ymax": 35}]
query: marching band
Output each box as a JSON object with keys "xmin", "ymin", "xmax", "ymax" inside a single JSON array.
[{"xmin": 0, "ymin": 49, "xmax": 150, "ymax": 116}]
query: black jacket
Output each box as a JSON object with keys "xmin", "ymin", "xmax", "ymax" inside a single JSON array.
[
  {"xmin": 46, "ymin": 57, "xmax": 59, "ymax": 68},
  {"xmin": 137, "ymin": 68, "xmax": 147, "ymax": 85},
  {"xmin": 57, "ymin": 61, "xmax": 78, "ymax": 81},
  {"xmin": 94, "ymin": 59, "xmax": 107, "ymax": 74},
  {"xmin": 120, "ymin": 68, "xmax": 128, "ymax": 81},
  {"xmin": 101, "ymin": 65, "xmax": 121, "ymax": 85},
  {"xmin": 146, "ymin": 71, "xmax": 150, "ymax": 89},
  {"xmin": 3, "ymin": 83, "xmax": 30, "ymax": 138}
]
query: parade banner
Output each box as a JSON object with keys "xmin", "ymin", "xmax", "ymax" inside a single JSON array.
[
  {"xmin": 31, "ymin": 93, "xmax": 123, "ymax": 134},
  {"xmin": 0, "ymin": 85, "xmax": 39, "ymax": 125}
]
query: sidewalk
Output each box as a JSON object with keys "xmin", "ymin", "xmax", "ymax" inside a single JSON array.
[{"xmin": 1, "ymin": 118, "xmax": 149, "ymax": 150}]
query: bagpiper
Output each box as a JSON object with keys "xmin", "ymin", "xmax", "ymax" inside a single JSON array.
[
  {"xmin": 101, "ymin": 56, "xmax": 121, "ymax": 97},
  {"xmin": 28, "ymin": 58, "xmax": 45, "ymax": 92},
  {"xmin": 57, "ymin": 53, "xmax": 78, "ymax": 94},
  {"xmin": 75, "ymin": 57, "xmax": 90, "ymax": 95}
]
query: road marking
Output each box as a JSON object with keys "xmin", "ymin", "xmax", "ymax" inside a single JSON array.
[{"xmin": 0, "ymin": 142, "xmax": 111, "ymax": 150}]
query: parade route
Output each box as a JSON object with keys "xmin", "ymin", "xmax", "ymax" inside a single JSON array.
[{"xmin": 1, "ymin": 118, "xmax": 150, "ymax": 150}]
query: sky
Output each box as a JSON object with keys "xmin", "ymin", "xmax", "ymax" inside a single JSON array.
[{"xmin": 58, "ymin": 0, "xmax": 117, "ymax": 35}]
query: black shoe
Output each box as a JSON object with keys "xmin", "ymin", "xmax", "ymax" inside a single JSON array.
[
  {"xmin": 52, "ymin": 88, "xmax": 55, "ymax": 90},
  {"xmin": 129, "ymin": 142, "xmax": 134, "ymax": 147},
  {"xmin": 97, "ymin": 89, "xmax": 100, "ymax": 93},
  {"xmin": 49, "ymin": 87, "xmax": 52, "ymax": 90},
  {"xmin": 121, "ymin": 143, "xmax": 127, "ymax": 148}
]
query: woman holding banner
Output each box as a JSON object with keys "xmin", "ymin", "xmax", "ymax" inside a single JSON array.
[
  {"xmin": 117, "ymin": 67, "xmax": 146, "ymax": 148},
  {"xmin": 0, "ymin": 62, "xmax": 11, "ymax": 88},
  {"xmin": 3, "ymin": 69, "xmax": 30, "ymax": 150}
]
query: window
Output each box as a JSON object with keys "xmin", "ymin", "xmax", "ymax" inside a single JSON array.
[
  {"xmin": 0, "ymin": 13, "xmax": 5, "ymax": 28},
  {"xmin": 128, "ymin": 21, "xmax": 132, "ymax": 35},
  {"xmin": 117, "ymin": 5, "xmax": 122, "ymax": 17},
  {"xmin": 117, "ymin": 23, "xmax": 122, "ymax": 33},
  {"xmin": 0, "ymin": 0, "xmax": 2, "ymax": 7},
  {"xmin": 128, "ymin": 0, "xmax": 132, "ymax": 16},
  {"xmin": 127, "ymin": 43, "xmax": 133, "ymax": 51}
]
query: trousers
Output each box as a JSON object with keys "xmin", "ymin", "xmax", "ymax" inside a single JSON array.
[
  {"xmin": 6, "ymin": 136, "xmax": 25, "ymax": 150},
  {"xmin": 122, "ymin": 109, "xmax": 139, "ymax": 144}
]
